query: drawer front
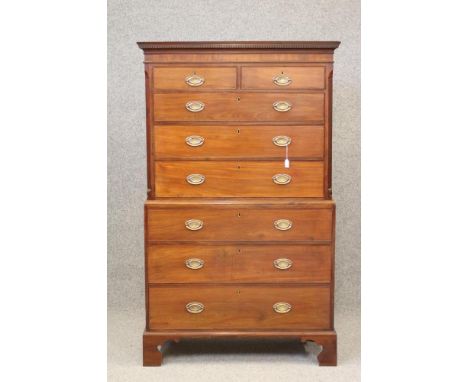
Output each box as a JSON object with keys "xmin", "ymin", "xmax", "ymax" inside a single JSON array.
[
  {"xmin": 231, "ymin": 245, "xmax": 332, "ymax": 283},
  {"xmin": 148, "ymin": 285, "xmax": 331, "ymax": 329},
  {"xmin": 147, "ymin": 245, "xmax": 230, "ymax": 283},
  {"xmin": 154, "ymin": 93, "xmax": 324, "ymax": 122},
  {"xmin": 146, "ymin": 207, "xmax": 333, "ymax": 242},
  {"xmin": 147, "ymin": 244, "xmax": 332, "ymax": 283},
  {"xmin": 154, "ymin": 161, "xmax": 324, "ymax": 197},
  {"xmin": 154, "ymin": 125, "xmax": 324, "ymax": 159},
  {"xmin": 153, "ymin": 67, "xmax": 237, "ymax": 90},
  {"xmin": 241, "ymin": 66, "xmax": 326, "ymax": 90}
]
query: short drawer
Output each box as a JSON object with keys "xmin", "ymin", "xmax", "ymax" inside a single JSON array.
[
  {"xmin": 153, "ymin": 93, "xmax": 324, "ymax": 122},
  {"xmin": 146, "ymin": 203, "xmax": 333, "ymax": 242},
  {"xmin": 154, "ymin": 125, "xmax": 324, "ymax": 160},
  {"xmin": 154, "ymin": 161, "xmax": 324, "ymax": 197},
  {"xmin": 148, "ymin": 285, "xmax": 331, "ymax": 330},
  {"xmin": 147, "ymin": 244, "xmax": 332, "ymax": 283},
  {"xmin": 153, "ymin": 67, "xmax": 237, "ymax": 90},
  {"xmin": 241, "ymin": 66, "xmax": 326, "ymax": 90}
]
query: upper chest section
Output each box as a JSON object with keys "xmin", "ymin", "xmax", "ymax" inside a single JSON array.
[{"xmin": 138, "ymin": 42, "xmax": 339, "ymax": 124}]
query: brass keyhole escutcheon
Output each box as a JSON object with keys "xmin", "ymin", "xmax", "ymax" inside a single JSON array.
[{"xmin": 236, "ymin": 96, "xmax": 240, "ymax": 101}]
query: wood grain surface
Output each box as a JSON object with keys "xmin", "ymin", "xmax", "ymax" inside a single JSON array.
[
  {"xmin": 153, "ymin": 67, "xmax": 237, "ymax": 90},
  {"xmin": 241, "ymin": 66, "xmax": 325, "ymax": 89},
  {"xmin": 154, "ymin": 125, "xmax": 324, "ymax": 160},
  {"xmin": 148, "ymin": 285, "xmax": 331, "ymax": 330},
  {"xmin": 147, "ymin": 244, "xmax": 332, "ymax": 283},
  {"xmin": 154, "ymin": 92, "xmax": 324, "ymax": 122},
  {"xmin": 146, "ymin": 205, "xmax": 333, "ymax": 242},
  {"xmin": 154, "ymin": 161, "xmax": 324, "ymax": 197}
]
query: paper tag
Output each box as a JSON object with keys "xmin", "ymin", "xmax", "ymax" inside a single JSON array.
[{"xmin": 284, "ymin": 158, "xmax": 290, "ymax": 168}]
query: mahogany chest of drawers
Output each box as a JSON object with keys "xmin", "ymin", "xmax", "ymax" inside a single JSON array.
[{"xmin": 137, "ymin": 41, "xmax": 340, "ymax": 366}]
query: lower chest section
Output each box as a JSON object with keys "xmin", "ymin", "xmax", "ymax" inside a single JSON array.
[{"xmin": 145, "ymin": 199, "xmax": 334, "ymax": 331}]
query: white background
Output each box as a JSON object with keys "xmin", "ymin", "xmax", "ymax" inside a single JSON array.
[
  {"xmin": 362, "ymin": 0, "xmax": 468, "ymax": 380},
  {"xmin": 1, "ymin": 0, "xmax": 467, "ymax": 381}
]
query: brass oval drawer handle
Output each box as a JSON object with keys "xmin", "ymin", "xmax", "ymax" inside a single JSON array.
[
  {"xmin": 273, "ymin": 302, "xmax": 292, "ymax": 314},
  {"xmin": 273, "ymin": 74, "xmax": 292, "ymax": 86},
  {"xmin": 185, "ymin": 219, "xmax": 204, "ymax": 231},
  {"xmin": 272, "ymin": 173, "xmax": 291, "ymax": 185},
  {"xmin": 186, "ymin": 101, "xmax": 205, "ymax": 112},
  {"xmin": 185, "ymin": 135, "xmax": 205, "ymax": 147},
  {"xmin": 185, "ymin": 74, "xmax": 205, "ymax": 87},
  {"xmin": 186, "ymin": 301, "xmax": 205, "ymax": 314},
  {"xmin": 185, "ymin": 258, "xmax": 204, "ymax": 270},
  {"xmin": 273, "ymin": 258, "xmax": 293, "ymax": 270},
  {"xmin": 274, "ymin": 219, "xmax": 293, "ymax": 231},
  {"xmin": 272, "ymin": 135, "xmax": 291, "ymax": 147},
  {"xmin": 186, "ymin": 173, "xmax": 205, "ymax": 185},
  {"xmin": 273, "ymin": 101, "xmax": 292, "ymax": 112}
]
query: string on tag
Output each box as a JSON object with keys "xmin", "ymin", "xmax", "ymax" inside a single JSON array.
[{"xmin": 284, "ymin": 143, "xmax": 290, "ymax": 168}]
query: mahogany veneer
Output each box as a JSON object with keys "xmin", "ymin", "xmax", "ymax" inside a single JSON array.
[
  {"xmin": 154, "ymin": 125, "xmax": 325, "ymax": 160},
  {"xmin": 138, "ymin": 41, "xmax": 340, "ymax": 366},
  {"xmin": 147, "ymin": 244, "xmax": 332, "ymax": 284},
  {"xmin": 148, "ymin": 285, "xmax": 331, "ymax": 330},
  {"xmin": 154, "ymin": 161, "xmax": 325, "ymax": 197}
]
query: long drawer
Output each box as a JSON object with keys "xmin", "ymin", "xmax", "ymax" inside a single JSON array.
[
  {"xmin": 154, "ymin": 125, "xmax": 324, "ymax": 159},
  {"xmin": 154, "ymin": 161, "xmax": 324, "ymax": 197},
  {"xmin": 153, "ymin": 93, "xmax": 324, "ymax": 122},
  {"xmin": 148, "ymin": 285, "xmax": 331, "ymax": 330},
  {"xmin": 147, "ymin": 244, "xmax": 332, "ymax": 283},
  {"xmin": 145, "ymin": 201, "xmax": 334, "ymax": 242}
]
